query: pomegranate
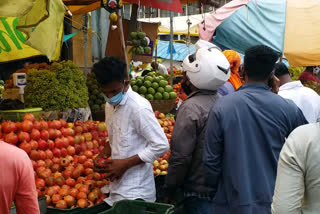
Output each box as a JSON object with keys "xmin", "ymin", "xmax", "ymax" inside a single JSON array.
[
  {"xmin": 91, "ymin": 130, "xmax": 99, "ymax": 141},
  {"xmin": 61, "ymin": 128, "xmax": 69, "ymax": 137},
  {"xmin": 5, "ymin": 132, "xmax": 18, "ymax": 145},
  {"xmin": 77, "ymin": 198, "xmax": 88, "ymax": 208},
  {"xmin": 75, "ymin": 126, "xmax": 83, "ymax": 134},
  {"xmin": 61, "ymin": 148, "xmax": 68, "ymax": 157},
  {"xmin": 67, "ymin": 136, "xmax": 75, "ymax": 146},
  {"xmin": 45, "ymin": 150, "xmax": 53, "ymax": 159},
  {"xmin": 85, "ymin": 168, "xmax": 93, "ymax": 175},
  {"xmin": 48, "ymin": 140, "xmax": 54, "ymax": 150},
  {"xmin": 23, "ymin": 113, "xmax": 35, "ymax": 122},
  {"xmin": 45, "ymin": 159, "xmax": 53, "ymax": 168},
  {"xmin": 66, "ymin": 178, "xmax": 76, "ymax": 187},
  {"xmin": 64, "ymin": 195, "xmax": 75, "ymax": 207},
  {"xmin": 88, "ymin": 192, "xmax": 98, "ymax": 202},
  {"xmin": 52, "ymin": 157, "xmax": 60, "ymax": 164},
  {"xmin": 79, "ymin": 185, "xmax": 90, "ymax": 194},
  {"xmin": 86, "ymin": 141, "xmax": 93, "ymax": 149},
  {"xmin": 76, "ymin": 177, "xmax": 86, "ymax": 184},
  {"xmin": 60, "ymin": 119, "xmax": 68, "ymax": 128},
  {"xmin": 58, "ymin": 188, "xmax": 69, "ymax": 197},
  {"xmin": 62, "ymin": 137, "xmax": 69, "ymax": 148},
  {"xmin": 38, "ymin": 139, "xmax": 48, "ymax": 150},
  {"xmin": 48, "ymin": 128, "xmax": 57, "ymax": 139},
  {"xmin": 38, "ymin": 150, "xmax": 46, "ymax": 160},
  {"xmin": 21, "ymin": 120, "xmax": 33, "ymax": 133},
  {"xmin": 83, "ymin": 159, "xmax": 94, "ymax": 169},
  {"xmin": 72, "ymin": 169, "xmax": 81, "ymax": 179},
  {"xmin": 55, "ymin": 138, "xmax": 64, "ymax": 149},
  {"xmin": 2, "ymin": 121, "xmax": 17, "ymax": 133},
  {"xmin": 56, "ymin": 130, "xmax": 62, "ymax": 138},
  {"xmin": 78, "ymin": 155, "xmax": 87, "ymax": 164},
  {"xmin": 35, "ymin": 178, "xmax": 45, "ymax": 190},
  {"xmin": 52, "ymin": 148, "xmax": 61, "ymax": 158},
  {"xmin": 84, "ymin": 133, "xmax": 92, "ymax": 141},
  {"xmin": 40, "ymin": 120, "xmax": 48, "ymax": 130},
  {"xmin": 60, "ymin": 158, "xmax": 70, "ymax": 167},
  {"xmin": 51, "ymin": 164, "xmax": 61, "ymax": 173},
  {"xmin": 69, "ymin": 188, "xmax": 79, "ymax": 198},
  {"xmin": 55, "ymin": 176, "xmax": 65, "ymax": 186},
  {"xmin": 30, "ymin": 150, "xmax": 40, "ymax": 160},
  {"xmin": 77, "ymin": 192, "xmax": 87, "ymax": 200},
  {"xmin": 45, "ymin": 176, "xmax": 55, "ymax": 186},
  {"xmin": 74, "ymin": 135, "xmax": 81, "ymax": 145},
  {"xmin": 56, "ymin": 200, "xmax": 67, "ymax": 209},
  {"xmin": 67, "ymin": 146, "xmax": 75, "ymax": 156},
  {"xmin": 30, "ymin": 129, "xmax": 41, "ymax": 140},
  {"xmin": 75, "ymin": 145, "xmax": 81, "ymax": 155},
  {"xmin": 46, "ymin": 187, "xmax": 56, "ymax": 196},
  {"xmin": 18, "ymin": 131, "xmax": 30, "ymax": 142},
  {"xmin": 19, "ymin": 142, "xmax": 31, "ymax": 153},
  {"xmin": 62, "ymin": 170, "xmax": 72, "ymax": 179},
  {"xmin": 40, "ymin": 130, "xmax": 49, "ymax": 141},
  {"xmin": 93, "ymin": 172, "xmax": 101, "ymax": 181}
]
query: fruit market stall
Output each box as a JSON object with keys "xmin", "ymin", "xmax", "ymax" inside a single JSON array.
[{"xmin": 0, "ymin": 61, "xmax": 92, "ymax": 122}]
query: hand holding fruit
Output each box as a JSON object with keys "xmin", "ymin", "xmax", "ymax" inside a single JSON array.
[{"xmin": 103, "ymin": 159, "xmax": 130, "ymax": 182}]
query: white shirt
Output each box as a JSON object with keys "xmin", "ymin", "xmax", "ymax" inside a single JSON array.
[
  {"xmin": 272, "ymin": 123, "xmax": 320, "ymax": 214},
  {"xmin": 104, "ymin": 87, "xmax": 169, "ymax": 206},
  {"xmin": 158, "ymin": 64, "xmax": 168, "ymax": 75},
  {"xmin": 278, "ymin": 81, "xmax": 320, "ymax": 123}
]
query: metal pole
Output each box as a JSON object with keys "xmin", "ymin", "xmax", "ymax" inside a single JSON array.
[
  {"xmin": 170, "ymin": 11, "xmax": 174, "ymax": 87},
  {"xmin": 83, "ymin": 14, "xmax": 88, "ymax": 75}
]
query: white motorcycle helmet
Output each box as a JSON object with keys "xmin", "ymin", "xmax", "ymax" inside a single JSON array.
[{"xmin": 182, "ymin": 45, "xmax": 231, "ymax": 91}]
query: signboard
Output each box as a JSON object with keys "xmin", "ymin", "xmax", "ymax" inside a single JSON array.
[{"xmin": 0, "ymin": 17, "xmax": 42, "ymax": 63}]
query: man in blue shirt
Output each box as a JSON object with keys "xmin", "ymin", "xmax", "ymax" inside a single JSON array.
[{"xmin": 204, "ymin": 45, "xmax": 308, "ymax": 214}]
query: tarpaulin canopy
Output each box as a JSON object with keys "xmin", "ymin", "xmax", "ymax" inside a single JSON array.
[
  {"xmin": 0, "ymin": 0, "xmax": 66, "ymax": 62},
  {"xmin": 200, "ymin": 0, "xmax": 320, "ymax": 66}
]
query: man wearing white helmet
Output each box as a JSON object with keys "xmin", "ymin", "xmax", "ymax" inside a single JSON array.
[{"xmin": 164, "ymin": 42, "xmax": 230, "ymax": 214}]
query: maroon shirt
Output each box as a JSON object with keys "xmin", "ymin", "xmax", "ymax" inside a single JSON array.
[{"xmin": 299, "ymin": 71, "xmax": 320, "ymax": 83}]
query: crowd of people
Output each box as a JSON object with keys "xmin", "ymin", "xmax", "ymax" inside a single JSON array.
[{"xmin": 1, "ymin": 40, "xmax": 320, "ymax": 214}]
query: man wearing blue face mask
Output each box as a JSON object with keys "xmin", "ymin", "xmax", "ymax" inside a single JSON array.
[{"xmin": 93, "ymin": 56, "xmax": 169, "ymax": 206}]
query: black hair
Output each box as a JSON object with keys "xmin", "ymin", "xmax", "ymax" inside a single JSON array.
[
  {"xmin": 141, "ymin": 70, "xmax": 152, "ymax": 76},
  {"xmin": 274, "ymin": 62, "xmax": 289, "ymax": 78},
  {"xmin": 244, "ymin": 45, "xmax": 279, "ymax": 81},
  {"xmin": 92, "ymin": 56, "xmax": 127, "ymax": 86}
]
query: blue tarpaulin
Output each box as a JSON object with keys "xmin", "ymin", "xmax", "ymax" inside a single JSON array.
[{"xmin": 154, "ymin": 40, "xmax": 196, "ymax": 62}]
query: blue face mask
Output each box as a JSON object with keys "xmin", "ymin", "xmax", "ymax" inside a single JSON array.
[{"xmin": 103, "ymin": 90, "xmax": 125, "ymax": 106}]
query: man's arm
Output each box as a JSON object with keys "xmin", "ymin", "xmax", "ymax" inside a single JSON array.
[
  {"xmin": 165, "ymin": 105, "xmax": 197, "ymax": 195},
  {"xmin": 272, "ymin": 130, "xmax": 305, "ymax": 214},
  {"xmin": 203, "ymin": 107, "xmax": 224, "ymax": 191},
  {"xmin": 15, "ymin": 153, "xmax": 40, "ymax": 214}
]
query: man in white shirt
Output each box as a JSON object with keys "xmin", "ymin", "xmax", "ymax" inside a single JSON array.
[
  {"xmin": 275, "ymin": 62, "xmax": 320, "ymax": 123},
  {"xmin": 93, "ymin": 56, "xmax": 169, "ymax": 206},
  {"xmin": 151, "ymin": 62, "xmax": 168, "ymax": 75}
]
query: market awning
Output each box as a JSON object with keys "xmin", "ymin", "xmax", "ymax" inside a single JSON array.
[
  {"xmin": 154, "ymin": 40, "xmax": 196, "ymax": 61},
  {"xmin": 64, "ymin": 0, "xmax": 101, "ymax": 15}
]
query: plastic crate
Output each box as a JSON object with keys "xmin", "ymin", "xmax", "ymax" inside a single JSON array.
[
  {"xmin": 46, "ymin": 207, "xmax": 82, "ymax": 214},
  {"xmin": 11, "ymin": 196, "xmax": 47, "ymax": 214},
  {"xmin": 0, "ymin": 108, "xmax": 42, "ymax": 121},
  {"xmin": 46, "ymin": 202, "xmax": 110, "ymax": 214},
  {"xmin": 99, "ymin": 200, "xmax": 174, "ymax": 214}
]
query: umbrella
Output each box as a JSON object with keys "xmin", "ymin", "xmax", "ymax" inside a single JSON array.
[
  {"xmin": 199, "ymin": 0, "xmax": 320, "ymax": 66},
  {"xmin": 123, "ymin": 0, "xmax": 183, "ymax": 13}
]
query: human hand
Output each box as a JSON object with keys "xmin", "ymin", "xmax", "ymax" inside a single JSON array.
[
  {"xmin": 93, "ymin": 155, "xmax": 110, "ymax": 173},
  {"xmin": 103, "ymin": 159, "xmax": 130, "ymax": 181},
  {"xmin": 271, "ymin": 75, "xmax": 280, "ymax": 94}
]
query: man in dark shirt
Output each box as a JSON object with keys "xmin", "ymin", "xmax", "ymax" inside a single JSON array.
[
  {"xmin": 204, "ymin": 45, "xmax": 308, "ymax": 214},
  {"xmin": 165, "ymin": 44, "xmax": 231, "ymax": 214}
]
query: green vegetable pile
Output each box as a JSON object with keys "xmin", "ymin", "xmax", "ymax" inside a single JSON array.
[
  {"xmin": 25, "ymin": 61, "xmax": 89, "ymax": 111},
  {"xmin": 288, "ymin": 66, "xmax": 305, "ymax": 81},
  {"xmin": 129, "ymin": 31, "xmax": 151, "ymax": 56},
  {"xmin": 86, "ymin": 72, "xmax": 106, "ymax": 112},
  {"xmin": 130, "ymin": 72, "xmax": 177, "ymax": 101}
]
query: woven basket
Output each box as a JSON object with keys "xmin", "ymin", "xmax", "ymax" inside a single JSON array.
[{"xmin": 150, "ymin": 99, "xmax": 176, "ymax": 113}]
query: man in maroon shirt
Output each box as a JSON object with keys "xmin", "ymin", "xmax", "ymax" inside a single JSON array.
[
  {"xmin": 299, "ymin": 66, "xmax": 320, "ymax": 83},
  {"xmin": 0, "ymin": 141, "xmax": 39, "ymax": 214}
]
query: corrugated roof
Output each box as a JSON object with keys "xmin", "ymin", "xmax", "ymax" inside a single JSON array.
[{"xmin": 153, "ymin": 40, "xmax": 196, "ymax": 62}]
